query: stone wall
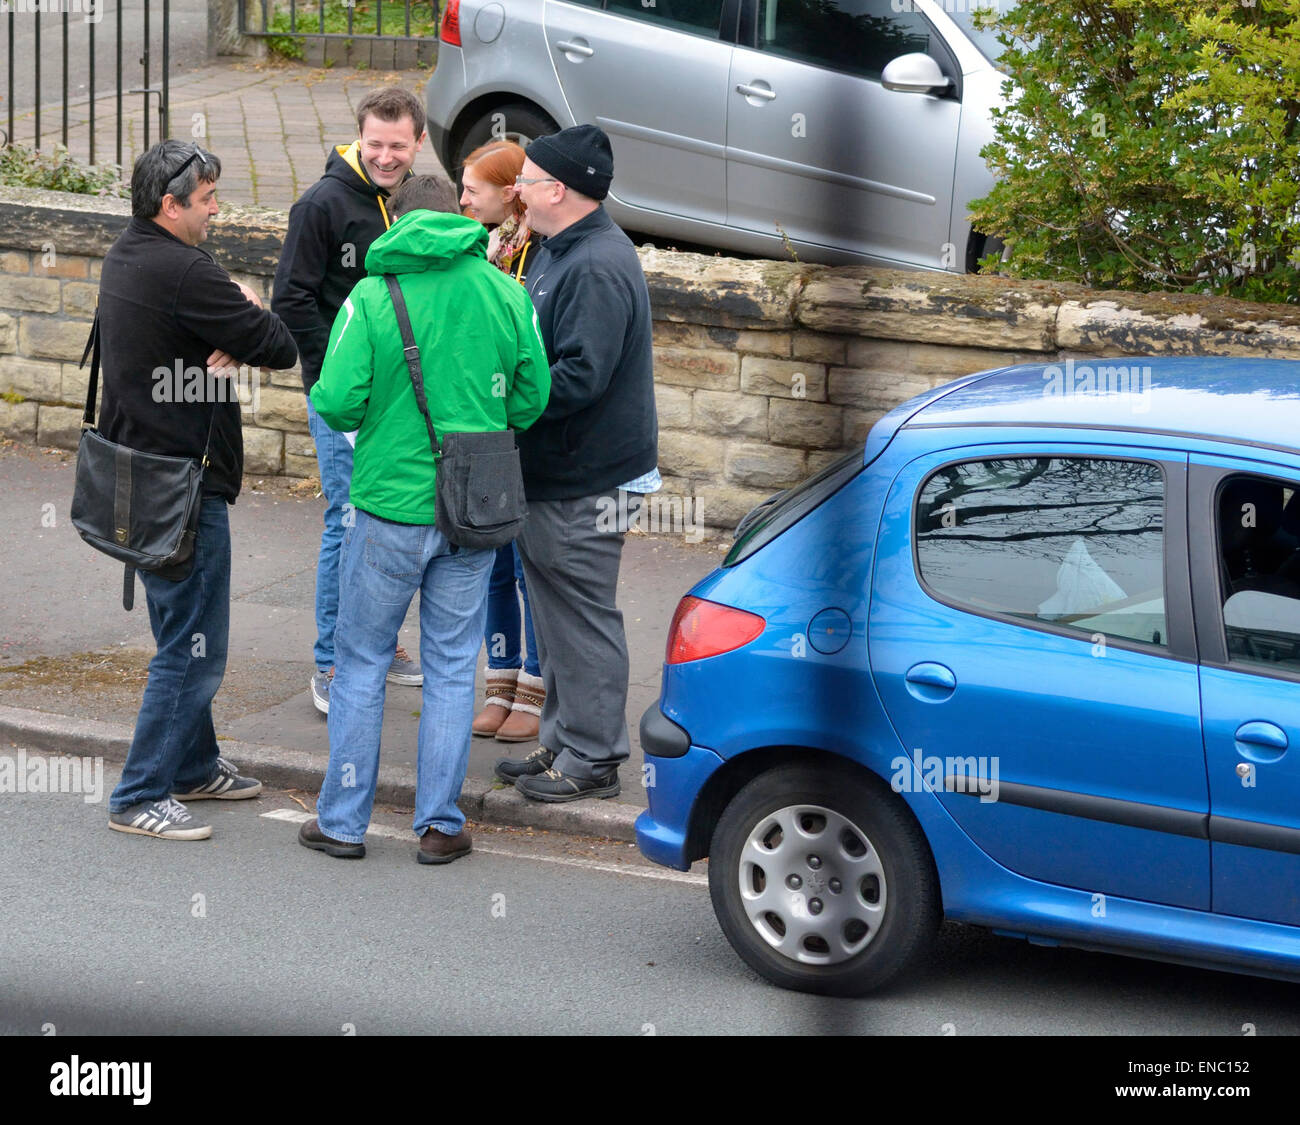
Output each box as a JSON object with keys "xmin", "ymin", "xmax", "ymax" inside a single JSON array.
[{"xmin": 4, "ymin": 186, "xmax": 1300, "ymax": 531}]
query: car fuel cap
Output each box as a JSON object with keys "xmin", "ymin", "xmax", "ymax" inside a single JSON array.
[{"xmin": 808, "ymin": 608, "xmax": 852, "ymax": 654}]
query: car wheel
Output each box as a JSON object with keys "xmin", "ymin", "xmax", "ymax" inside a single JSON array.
[
  {"xmin": 452, "ymin": 103, "xmax": 559, "ymax": 177},
  {"xmin": 966, "ymin": 230, "xmax": 1007, "ymax": 274},
  {"xmin": 708, "ymin": 764, "xmax": 940, "ymax": 996}
]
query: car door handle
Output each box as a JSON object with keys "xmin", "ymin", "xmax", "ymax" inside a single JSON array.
[
  {"xmin": 904, "ymin": 662, "xmax": 956, "ymax": 702},
  {"xmin": 735, "ymin": 83, "xmax": 776, "ymax": 101},
  {"xmin": 555, "ymin": 40, "xmax": 594, "ymax": 57},
  {"xmin": 1234, "ymin": 720, "xmax": 1288, "ymax": 762}
]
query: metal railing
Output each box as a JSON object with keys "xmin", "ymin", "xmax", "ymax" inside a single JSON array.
[
  {"xmin": 238, "ymin": 0, "xmax": 442, "ymax": 44},
  {"xmin": 2, "ymin": 1, "xmax": 171, "ymax": 168}
]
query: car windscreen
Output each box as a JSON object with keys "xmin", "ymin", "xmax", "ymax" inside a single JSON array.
[{"xmin": 946, "ymin": 0, "xmax": 1017, "ymax": 64}]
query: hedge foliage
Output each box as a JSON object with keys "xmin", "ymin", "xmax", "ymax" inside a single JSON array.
[{"xmin": 968, "ymin": 0, "xmax": 1300, "ymax": 303}]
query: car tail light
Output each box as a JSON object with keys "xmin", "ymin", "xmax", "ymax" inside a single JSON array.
[
  {"xmin": 666, "ymin": 596, "xmax": 765, "ymax": 665},
  {"xmin": 441, "ymin": 0, "xmax": 462, "ymax": 46}
]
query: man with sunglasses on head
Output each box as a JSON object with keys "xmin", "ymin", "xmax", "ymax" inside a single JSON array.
[{"xmin": 100, "ymin": 140, "xmax": 298, "ymax": 840}]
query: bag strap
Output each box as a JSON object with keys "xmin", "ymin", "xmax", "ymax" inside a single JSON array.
[
  {"xmin": 79, "ymin": 310, "xmax": 100, "ymax": 430},
  {"xmin": 383, "ymin": 273, "xmax": 442, "ymax": 460}
]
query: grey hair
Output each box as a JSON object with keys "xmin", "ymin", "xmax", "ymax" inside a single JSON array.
[{"xmin": 131, "ymin": 140, "xmax": 221, "ymax": 219}]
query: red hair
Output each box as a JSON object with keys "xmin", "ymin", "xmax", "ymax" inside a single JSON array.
[{"xmin": 462, "ymin": 141, "xmax": 527, "ymax": 220}]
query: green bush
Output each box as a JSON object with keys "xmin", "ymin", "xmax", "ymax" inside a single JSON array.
[
  {"xmin": 0, "ymin": 142, "xmax": 128, "ymax": 197},
  {"xmin": 264, "ymin": 0, "xmax": 442, "ymax": 61},
  {"xmin": 968, "ymin": 0, "xmax": 1300, "ymax": 303}
]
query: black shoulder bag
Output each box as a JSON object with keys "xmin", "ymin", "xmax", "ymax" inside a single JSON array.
[
  {"xmin": 69, "ymin": 312, "xmax": 212, "ymax": 610},
  {"xmin": 383, "ymin": 274, "xmax": 528, "ymax": 550}
]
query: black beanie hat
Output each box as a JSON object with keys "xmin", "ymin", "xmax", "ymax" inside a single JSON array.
[{"xmin": 525, "ymin": 125, "xmax": 614, "ymax": 201}]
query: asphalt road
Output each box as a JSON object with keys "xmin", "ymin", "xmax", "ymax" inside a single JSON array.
[{"xmin": 4, "ymin": 759, "xmax": 1300, "ymax": 1036}]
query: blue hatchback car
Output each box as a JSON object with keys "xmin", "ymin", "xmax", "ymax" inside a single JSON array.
[{"xmin": 637, "ymin": 357, "xmax": 1300, "ymax": 996}]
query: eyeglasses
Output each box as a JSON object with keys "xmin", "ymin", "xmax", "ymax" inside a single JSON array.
[
  {"xmin": 165, "ymin": 144, "xmax": 211, "ymax": 189},
  {"xmin": 514, "ymin": 174, "xmax": 559, "ymax": 186}
]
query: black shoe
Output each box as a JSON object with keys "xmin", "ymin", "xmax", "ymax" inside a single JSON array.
[
  {"xmin": 297, "ymin": 817, "xmax": 365, "ymax": 859},
  {"xmin": 494, "ymin": 745, "xmax": 556, "ymax": 784},
  {"xmin": 516, "ymin": 767, "xmax": 620, "ymax": 803}
]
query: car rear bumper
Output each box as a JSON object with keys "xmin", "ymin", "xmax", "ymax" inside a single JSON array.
[
  {"xmin": 635, "ymin": 709, "xmax": 725, "ymax": 870},
  {"xmin": 424, "ymin": 42, "xmax": 462, "ymax": 170}
]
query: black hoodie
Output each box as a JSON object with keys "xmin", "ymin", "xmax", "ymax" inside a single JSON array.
[{"xmin": 272, "ymin": 143, "xmax": 404, "ymax": 393}]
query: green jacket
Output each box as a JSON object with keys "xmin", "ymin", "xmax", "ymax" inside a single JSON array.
[{"xmin": 310, "ymin": 210, "xmax": 550, "ymax": 524}]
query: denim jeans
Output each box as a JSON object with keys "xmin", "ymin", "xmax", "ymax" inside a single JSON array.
[
  {"xmin": 316, "ymin": 508, "xmax": 493, "ymax": 843},
  {"xmin": 483, "ymin": 543, "xmax": 539, "ymax": 678},
  {"xmin": 306, "ymin": 397, "xmax": 354, "ymax": 671},
  {"xmin": 109, "ymin": 496, "xmax": 232, "ymax": 812}
]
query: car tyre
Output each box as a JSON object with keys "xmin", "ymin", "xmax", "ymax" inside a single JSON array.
[
  {"xmin": 453, "ymin": 103, "xmax": 559, "ymax": 179},
  {"xmin": 708, "ymin": 764, "xmax": 940, "ymax": 996}
]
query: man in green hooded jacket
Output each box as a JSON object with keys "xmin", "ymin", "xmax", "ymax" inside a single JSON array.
[{"xmin": 298, "ymin": 175, "xmax": 550, "ymax": 865}]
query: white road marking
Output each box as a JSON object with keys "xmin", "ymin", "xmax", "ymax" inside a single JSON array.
[{"xmin": 263, "ymin": 808, "xmax": 706, "ymax": 886}]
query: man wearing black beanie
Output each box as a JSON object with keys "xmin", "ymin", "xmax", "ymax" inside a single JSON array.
[{"xmin": 494, "ymin": 124, "xmax": 660, "ymax": 801}]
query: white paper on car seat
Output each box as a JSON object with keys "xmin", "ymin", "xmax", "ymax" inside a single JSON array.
[{"xmin": 1038, "ymin": 538, "xmax": 1126, "ymax": 617}]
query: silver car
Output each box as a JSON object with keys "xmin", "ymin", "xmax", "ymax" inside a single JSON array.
[{"xmin": 426, "ymin": 0, "xmax": 1010, "ymax": 270}]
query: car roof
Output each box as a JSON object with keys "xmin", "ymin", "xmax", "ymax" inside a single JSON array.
[{"xmin": 904, "ymin": 357, "xmax": 1300, "ymax": 455}]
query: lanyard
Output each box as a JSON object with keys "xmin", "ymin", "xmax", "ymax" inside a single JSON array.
[{"xmin": 512, "ymin": 239, "xmax": 530, "ymax": 283}]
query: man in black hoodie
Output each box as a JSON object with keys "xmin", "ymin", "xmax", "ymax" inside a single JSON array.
[
  {"xmin": 272, "ymin": 87, "xmax": 427, "ymax": 714},
  {"xmin": 102, "ymin": 140, "xmax": 298, "ymax": 840}
]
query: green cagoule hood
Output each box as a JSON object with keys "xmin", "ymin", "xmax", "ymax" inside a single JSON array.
[{"xmin": 364, "ymin": 209, "xmax": 490, "ymax": 275}]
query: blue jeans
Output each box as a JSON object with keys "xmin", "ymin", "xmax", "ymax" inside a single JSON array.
[
  {"xmin": 483, "ymin": 543, "xmax": 539, "ymax": 677},
  {"xmin": 306, "ymin": 397, "xmax": 354, "ymax": 671},
  {"xmin": 110, "ymin": 497, "xmax": 231, "ymax": 812},
  {"xmin": 316, "ymin": 508, "xmax": 493, "ymax": 843}
]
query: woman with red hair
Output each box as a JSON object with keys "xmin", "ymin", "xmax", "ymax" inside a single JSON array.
[
  {"xmin": 460, "ymin": 140, "xmax": 538, "ymax": 283},
  {"xmin": 459, "ymin": 140, "xmax": 545, "ymax": 742}
]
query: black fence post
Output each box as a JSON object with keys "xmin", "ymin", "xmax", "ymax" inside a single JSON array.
[
  {"xmin": 34, "ymin": 12, "xmax": 40, "ymax": 149},
  {"xmin": 6, "ymin": 11, "xmax": 13, "ymax": 152},
  {"xmin": 163, "ymin": 0, "xmax": 170, "ymax": 139},
  {"xmin": 116, "ymin": 0, "xmax": 123, "ymax": 166},
  {"xmin": 89, "ymin": 9, "xmax": 96, "ymax": 164}
]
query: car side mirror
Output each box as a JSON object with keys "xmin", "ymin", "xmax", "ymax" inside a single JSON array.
[{"xmin": 881, "ymin": 53, "xmax": 954, "ymax": 95}]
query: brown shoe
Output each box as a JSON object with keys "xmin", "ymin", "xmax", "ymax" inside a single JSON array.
[
  {"xmin": 418, "ymin": 826, "xmax": 472, "ymax": 865},
  {"xmin": 472, "ymin": 668, "xmax": 518, "ymax": 737},
  {"xmin": 297, "ymin": 817, "xmax": 365, "ymax": 859},
  {"xmin": 495, "ymin": 671, "xmax": 544, "ymax": 742}
]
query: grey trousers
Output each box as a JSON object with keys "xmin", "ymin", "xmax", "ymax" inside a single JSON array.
[{"xmin": 515, "ymin": 489, "xmax": 641, "ymax": 780}]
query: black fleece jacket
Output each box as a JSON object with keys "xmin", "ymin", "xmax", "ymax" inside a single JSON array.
[
  {"xmin": 272, "ymin": 144, "xmax": 402, "ymax": 393},
  {"xmin": 519, "ymin": 207, "xmax": 658, "ymax": 501},
  {"xmin": 97, "ymin": 218, "xmax": 298, "ymax": 502}
]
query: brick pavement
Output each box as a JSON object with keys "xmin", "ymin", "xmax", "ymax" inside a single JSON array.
[{"xmin": 5, "ymin": 59, "xmax": 448, "ymax": 210}]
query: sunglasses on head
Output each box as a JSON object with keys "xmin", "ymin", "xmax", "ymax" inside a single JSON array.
[{"xmin": 165, "ymin": 144, "xmax": 211, "ymax": 190}]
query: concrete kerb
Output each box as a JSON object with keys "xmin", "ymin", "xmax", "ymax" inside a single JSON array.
[{"xmin": 0, "ymin": 703, "xmax": 642, "ymax": 843}]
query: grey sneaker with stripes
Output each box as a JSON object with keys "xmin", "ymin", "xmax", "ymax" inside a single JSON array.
[
  {"xmin": 172, "ymin": 756, "xmax": 263, "ymax": 801},
  {"xmin": 109, "ymin": 797, "xmax": 212, "ymax": 841}
]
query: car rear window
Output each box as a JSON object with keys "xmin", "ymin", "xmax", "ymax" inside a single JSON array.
[
  {"xmin": 915, "ymin": 457, "xmax": 1168, "ymax": 648},
  {"xmin": 604, "ymin": 0, "xmax": 728, "ymax": 37}
]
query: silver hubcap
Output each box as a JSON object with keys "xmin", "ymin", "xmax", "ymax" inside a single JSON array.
[{"xmin": 738, "ymin": 804, "xmax": 887, "ymax": 965}]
